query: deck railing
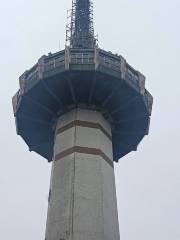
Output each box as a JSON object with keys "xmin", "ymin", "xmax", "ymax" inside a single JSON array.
[{"xmin": 19, "ymin": 48, "xmax": 143, "ymax": 95}]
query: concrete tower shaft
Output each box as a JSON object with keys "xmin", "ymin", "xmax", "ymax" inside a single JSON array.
[{"xmin": 45, "ymin": 109, "xmax": 120, "ymax": 240}]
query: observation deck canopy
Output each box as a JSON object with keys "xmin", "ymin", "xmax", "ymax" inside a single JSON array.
[{"xmin": 12, "ymin": 47, "xmax": 153, "ymax": 162}]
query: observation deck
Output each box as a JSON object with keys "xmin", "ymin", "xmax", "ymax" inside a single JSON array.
[{"xmin": 13, "ymin": 47, "xmax": 153, "ymax": 162}]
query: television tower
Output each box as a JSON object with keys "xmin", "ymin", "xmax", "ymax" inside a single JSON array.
[{"xmin": 12, "ymin": 0, "xmax": 153, "ymax": 239}]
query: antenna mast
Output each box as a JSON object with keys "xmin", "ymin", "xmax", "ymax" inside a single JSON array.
[{"xmin": 66, "ymin": 0, "xmax": 95, "ymax": 49}]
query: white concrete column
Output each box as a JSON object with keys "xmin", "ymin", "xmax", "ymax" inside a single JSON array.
[{"xmin": 45, "ymin": 108, "xmax": 120, "ymax": 240}]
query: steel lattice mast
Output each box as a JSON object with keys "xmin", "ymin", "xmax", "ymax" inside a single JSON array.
[{"xmin": 66, "ymin": 0, "xmax": 95, "ymax": 48}]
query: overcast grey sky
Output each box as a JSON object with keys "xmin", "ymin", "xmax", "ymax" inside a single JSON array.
[{"xmin": 0, "ymin": 0, "xmax": 180, "ymax": 239}]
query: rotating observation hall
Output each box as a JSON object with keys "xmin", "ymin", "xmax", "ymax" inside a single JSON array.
[{"xmin": 12, "ymin": 0, "xmax": 153, "ymax": 239}]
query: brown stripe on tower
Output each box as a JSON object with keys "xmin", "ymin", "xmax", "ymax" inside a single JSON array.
[
  {"xmin": 56, "ymin": 120, "xmax": 112, "ymax": 141},
  {"xmin": 55, "ymin": 146, "xmax": 113, "ymax": 167}
]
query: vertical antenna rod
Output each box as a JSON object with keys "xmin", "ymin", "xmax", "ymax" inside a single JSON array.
[{"xmin": 68, "ymin": 0, "xmax": 95, "ymax": 49}]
